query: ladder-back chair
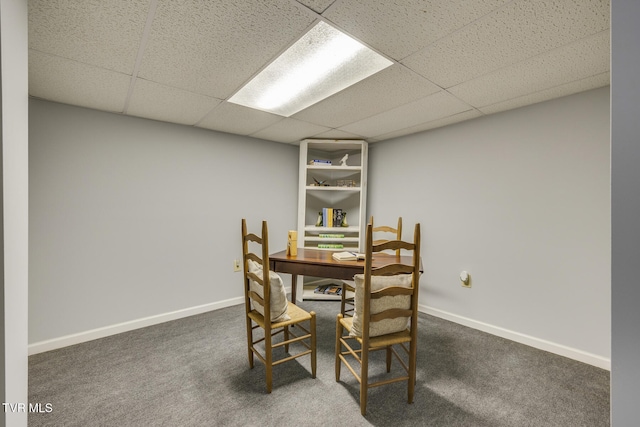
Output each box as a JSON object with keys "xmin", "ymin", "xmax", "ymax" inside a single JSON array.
[
  {"xmin": 340, "ymin": 216, "xmax": 403, "ymax": 317},
  {"xmin": 335, "ymin": 222, "xmax": 420, "ymax": 415},
  {"xmin": 241, "ymin": 219, "xmax": 317, "ymax": 393}
]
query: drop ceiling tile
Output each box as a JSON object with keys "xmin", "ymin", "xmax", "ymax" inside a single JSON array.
[
  {"xmin": 480, "ymin": 72, "xmax": 610, "ymax": 115},
  {"xmin": 250, "ymin": 118, "xmax": 331, "ymax": 144},
  {"xmin": 28, "ymin": 0, "xmax": 149, "ymax": 74},
  {"xmin": 313, "ymin": 129, "xmax": 368, "ymax": 140},
  {"xmin": 403, "ymin": 0, "xmax": 610, "ymax": 88},
  {"xmin": 370, "ymin": 110, "xmax": 483, "ymax": 142},
  {"xmin": 29, "ymin": 51, "xmax": 130, "ymax": 113},
  {"xmin": 323, "ymin": 0, "xmax": 510, "ymax": 60},
  {"xmin": 197, "ymin": 102, "xmax": 283, "ymax": 136},
  {"xmin": 339, "ymin": 91, "xmax": 473, "ymax": 138},
  {"xmin": 292, "ymin": 64, "xmax": 441, "ymax": 128},
  {"xmin": 448, "ymin": 30, "xmax": 610, "ymax": 108},
  {"xmin": 137, "ymin": 0, "xmax": 315, "ymax": 99},
  {"xmin": 126, "ymin": 79, "xmax": 222, "ymax": 125},
  {"xmin": 296, "ymin": 0, "xmax": 336, "ymax": 14}
]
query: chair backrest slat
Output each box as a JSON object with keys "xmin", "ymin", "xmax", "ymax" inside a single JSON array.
[
  {"xmin": 246, "ymin": 271, "xmax": 264, "ymax": 286},
  {"xmin": 371, "ymin": 286, "xmax": 414, "ymax": 299},
  {"xmin": 370, "ymin": 308, "xmax": 413, "ymax": 323},
  {"xmin": 248, "ymin": 290, "xmax": 265, "ymax": 308},
  {"xmin": 244, "ymin": 232, "xmax": 262, "ymax": 244},
  {"xmin": 245, "ymin": 252, "xmax": 262, "ymax": 265},
  {"xmin": 373, "ymin": 239, "xmax": 413, "ymax": 253},
  {"xmin": 371, "ymin": 264, "xmax": 414, "ymax": 276}
]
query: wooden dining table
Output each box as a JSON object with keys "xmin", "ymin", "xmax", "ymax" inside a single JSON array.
[{"xmin": 269, "ymin": 248, "xmax": 419, "ymax": 302}]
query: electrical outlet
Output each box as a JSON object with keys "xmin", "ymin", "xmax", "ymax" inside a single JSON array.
[
  {"xmin": 233, "ymin": 259, "xmax": 241, "ymax": 272},
  {"xmin": 460, "ymin": 271, "xmax": 471, "ymax": 288}
]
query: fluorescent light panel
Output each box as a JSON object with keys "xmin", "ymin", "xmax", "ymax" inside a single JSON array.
[{"xmin": 228, "ymin": 21, "xmax": 393, "ymax": 117}]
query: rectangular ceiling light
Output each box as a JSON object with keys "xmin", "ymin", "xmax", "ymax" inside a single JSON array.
[{"xmin": 228, "ymin": 21, "xmax": 393, "ymax": 117}]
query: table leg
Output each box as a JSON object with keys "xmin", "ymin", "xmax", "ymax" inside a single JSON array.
[{"xmin": 291, "ymin": 274, "xmax": 297, "ymax": 303}]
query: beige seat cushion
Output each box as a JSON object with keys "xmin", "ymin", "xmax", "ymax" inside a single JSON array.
[
  {"xmin": 350, "ymin": 273, "xmax": 413, "ymax": 338},
  {"xmin": 248, "ymin": 259, "xmax": 290, "ymax": 322}
]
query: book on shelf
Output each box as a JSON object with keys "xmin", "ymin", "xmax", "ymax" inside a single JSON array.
[
  {"xmin": 318, "ymin": 243, "xmax": 344, "ymax": 249},
  {"xmin": 314, "ymin": 284, "xmax": 342, "ymax": 295},
  {"xmin": 332, "ymin": 251, "xmax": 366, "ymax": 261},
  {"xmin": 309, "ymin": 159, "xmax": 332, "ymax": 165},
  {"xmin": 322, "ymin": 207, "xmax": 335, "ymax": 227},
  {"xmin": 333, "ymin": 208, "xmax": 344, "ymax": 226},
  {"xmin": 319, "ymin": 233, "xmax": 345, "ymax": 238},
  {"xmin": 320, "ymin": 207, "xmax": 344, "ymax": 228}
]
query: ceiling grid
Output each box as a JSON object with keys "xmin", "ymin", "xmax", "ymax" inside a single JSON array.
[{"xmin": 27, "ymin": 0, "xmax": 610, "ymax": 144}]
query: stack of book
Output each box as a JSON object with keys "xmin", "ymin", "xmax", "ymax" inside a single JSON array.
[
  {"xmin": 314, "ymin": 284, "xmax": 342, "ymax": 296},
  {"xmin": 332, "ymin": 251, "xmax": 366, "ymax": 261},
  {"xmin": 321, "ymin": 207, "xmax": 344, "ymax": 227}
]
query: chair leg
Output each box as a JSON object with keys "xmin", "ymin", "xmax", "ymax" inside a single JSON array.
[
  {"xmin": 408, "ymin": 342, "xmax": 417, "ymax": 403},
  {"xmin": 360, "ymin": 343, "xmax": 369, "ymax": 416},
  {"xmin": 335, "ymin": 314, "xmax": 343, "ymax": 381},
  {"xmin": 284, "ymin": 326, "xmax": 290, "ymax": 353},
  {"xmin": 386, "ymin": 345, "xmax": 392, "ymax": 373},
  {"xmin": 310, "ymin": 312, "xmax": 317, "ymax": 378},
  {"xmin": 265, "ymin": 328, "xmax": 273, "ymax": 393},
  {"xmin": 245, "ymin": 316, "xmax": 254, "ymax": 369}
]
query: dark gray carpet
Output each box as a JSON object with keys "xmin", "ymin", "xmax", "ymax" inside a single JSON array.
[{"xmin": 28, "ymin": 300, "xmax": 610, "ymax": 426}]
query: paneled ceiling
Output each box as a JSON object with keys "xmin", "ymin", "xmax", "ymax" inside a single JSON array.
[{"xmin": 28, "ymin": 0, "xmax": 610, "ymax": 144}]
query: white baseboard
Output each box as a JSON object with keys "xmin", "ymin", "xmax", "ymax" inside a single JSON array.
[
  {"xmin": 419, "ymin": 304, "xmax": 611, "ymax": 371},
  {"xmin": 28, "ymin": 296, "xmax": 245, "ymax": 355}
]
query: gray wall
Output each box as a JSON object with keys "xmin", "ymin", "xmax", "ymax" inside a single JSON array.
[
  {"xmin": 29, "ymin": 99, "xmax": 298, "ymax": 343},
  {"xmin": 611, "ymin": 0, "xmax": 640, "ymax": 424},
  {"xmin": 368, "ymin": 87, "xmax": 611, "ymax": 361}
]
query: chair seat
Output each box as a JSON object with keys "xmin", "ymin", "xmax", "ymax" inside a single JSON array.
[
  {"xmin": 248, "ymin": 302, "xmax": 313, "ymax": 329},
  {"xmin": 339, "ymin": 316, "xmax": 411, "ymax": 348}
]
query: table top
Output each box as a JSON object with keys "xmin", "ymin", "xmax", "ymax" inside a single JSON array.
[
  {"xmin": 269, "ymin": 248, "xmax": 415, "ymax": 277},
  {"xmin": 269, "ymin": 248, "xmax": 421, "ymax": 302}
]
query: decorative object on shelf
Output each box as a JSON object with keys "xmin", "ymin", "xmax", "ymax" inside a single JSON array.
[
  {"xmin": 337, "ymin": 179, "xmax": 357, "ymax": 187},
  {"xmin": 316, "ymin": 212, "xmax": 323, "ymax": 227},
  {"xmin": 312, "ymin": 177, "xmax": 329, "ymax": 186},
  {"xmin": 341, "ymin": 211, "xmax": 348, "ymax": 227},
  {"xmin": 340, "ymin": 153, "xmax": 349, "ymax": 166},
  {"xmin": 286, "ymin": 230, "xmax": 298, "ymax": 256}
]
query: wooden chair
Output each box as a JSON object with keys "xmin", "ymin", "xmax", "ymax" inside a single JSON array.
[
  {"xmin": 340, "ymin": 216, "xmax": 402, "ymax": 317},
  {"xmin": 241, "ymin": 219, "xmax": 317, "ymax": 393},
  {"xmin": 335, "ymin": 222, "xmax": 420, "ymax": 415}
]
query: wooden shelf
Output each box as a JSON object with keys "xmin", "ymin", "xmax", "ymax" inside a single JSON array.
[{"xmin": 297, "ymin": 139, "xmax": 368, "ymax": 301}]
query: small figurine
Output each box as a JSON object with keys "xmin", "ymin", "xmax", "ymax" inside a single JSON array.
[
  {"xmin": 340, "ymin": 153, "xmax": 349, "ymax": 167},
  {"xmin": 313, "ymin": 177, "xmax": 329, "ymax": 186}
]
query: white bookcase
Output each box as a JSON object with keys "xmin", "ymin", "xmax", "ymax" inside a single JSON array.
[{"xmin": 297, "ymin": 139, "xmax": 368, "ymax": 300}]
